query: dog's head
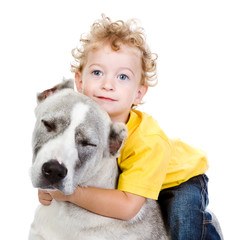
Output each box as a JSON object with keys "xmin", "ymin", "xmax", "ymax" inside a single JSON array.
[{"xmin": 30, "ymin": 80, "xmax": 126, "ymax": 194}]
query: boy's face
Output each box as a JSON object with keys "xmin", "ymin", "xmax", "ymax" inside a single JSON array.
[{"xmin": 75, "ymin": 43, "xmax": 147, "ymax": 123}]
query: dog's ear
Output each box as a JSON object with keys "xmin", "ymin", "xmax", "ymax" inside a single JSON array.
[
  {"xmin": 109, "ymin": 122, "xmax": 127, "ymax": 156},
  {"xmin": 37, "ymin": 79, "xmax": 74, "ymax": 102}
]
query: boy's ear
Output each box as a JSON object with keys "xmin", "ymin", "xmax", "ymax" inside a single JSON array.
[
  {"xmin": 133, "ymin": 85, "xmax": 148, "ymax": 106},
  {"xmin": 75, "ymin": 72, "xmax": 83, "ymax": 93}
]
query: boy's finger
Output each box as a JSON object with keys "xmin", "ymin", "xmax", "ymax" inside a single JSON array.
[
  {"xmin": 38, "ymin": 189, "xmax": 53, "ymax": 200},
  {"xmin": 39, "ymin": 199, "xmax": 52, "ymax": 206}
]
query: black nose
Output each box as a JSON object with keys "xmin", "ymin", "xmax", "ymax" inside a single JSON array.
[{"xmin": 42, "ymin": 160, "xmax": 68, "ymax": 184}]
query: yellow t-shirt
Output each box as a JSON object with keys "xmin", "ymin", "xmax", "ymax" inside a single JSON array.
[{"xmin": 117, "ymin": 110, "xmax": 209, "ymax": 200}]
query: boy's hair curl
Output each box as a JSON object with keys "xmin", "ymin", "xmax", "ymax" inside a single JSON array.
[{"xmin": 71, "ymin": 14, "xmax": 158, "ymax": 87}]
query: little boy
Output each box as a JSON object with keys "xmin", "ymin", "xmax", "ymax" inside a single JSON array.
[{"xmin": 39, "ymin": 15, "xmax": 221, "ymax": 239}]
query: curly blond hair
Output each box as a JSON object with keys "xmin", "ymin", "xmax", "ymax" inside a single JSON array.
[{"xmin": 71, "ymin": 15, "xmax": 158, "ymax": 87}]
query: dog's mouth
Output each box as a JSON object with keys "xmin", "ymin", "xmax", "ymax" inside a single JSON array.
[
  {"xmin": 36, "ymin": 176, "xmax": 64, "ymax": 191},
  {"xmin": 36, "ymin": 178, "xmax": 75, "ymax": 195}
]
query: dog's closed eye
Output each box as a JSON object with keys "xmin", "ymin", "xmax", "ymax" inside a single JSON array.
[
  {"xmin": 41, "ymin": 119, "xmax": 56, "ymax": 132},
  {"xmin": 79, "ymin": 139, "xmax": 97, "ymax": 147}
]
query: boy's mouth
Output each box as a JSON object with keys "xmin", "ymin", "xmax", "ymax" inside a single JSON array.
[{"xmin": 97, "ymin": 96, "xmax": 117, "ymax": 102}]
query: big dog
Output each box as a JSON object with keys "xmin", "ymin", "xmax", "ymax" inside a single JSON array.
[{"xmin": 29, "ymin": 80, "xmax": 168, "ymax": 240}]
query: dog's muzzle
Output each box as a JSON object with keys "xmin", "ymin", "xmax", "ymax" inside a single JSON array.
[{"xmin": 42, "ymin": 160, "xmax": 68, "ymax": 184}]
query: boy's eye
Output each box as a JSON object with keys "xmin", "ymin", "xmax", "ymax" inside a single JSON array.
[
  {"xmin": 118, "ymin": 74, "xmax": 128, "ymax": 80},
  {"xmin": 92, "ymin": 70, "xmax": 102, "ymax": 76}
]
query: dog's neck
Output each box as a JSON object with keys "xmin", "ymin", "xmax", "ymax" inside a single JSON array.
[{"xmin": 80, "ymin": 156, "xmax": 119, "ymax": 189}]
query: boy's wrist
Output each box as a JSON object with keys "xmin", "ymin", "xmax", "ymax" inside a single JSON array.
[{"xmin": 67, "ymin": 186, "xmax": 81, "ymax": 204}]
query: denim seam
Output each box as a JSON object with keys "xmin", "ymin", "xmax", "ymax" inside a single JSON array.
[
  {"xmin": 198, "ymin": 175, "xmax": 205, "ymax": 240},
  {"xmin": 198, "ymin": 175, "xmax": 213, "ymax": 240}
]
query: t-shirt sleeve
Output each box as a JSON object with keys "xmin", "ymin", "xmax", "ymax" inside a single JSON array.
[{"xmin": 117, "ymin": 134, "xmax": 171, "ymax": 200}]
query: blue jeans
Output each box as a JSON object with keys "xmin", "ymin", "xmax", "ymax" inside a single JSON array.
[{"xmin": 158, "ymin": 174, "xmax": 221, "ymax": 240}]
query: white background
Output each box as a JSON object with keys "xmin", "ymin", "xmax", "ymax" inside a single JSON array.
[{"xmin": 1, "ymin": 0, "xmax": 230, "ymax": 239}]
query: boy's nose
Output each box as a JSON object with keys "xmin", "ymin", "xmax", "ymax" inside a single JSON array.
[{"xmin": 101, "ymin": 76, "xmax": 115, "ymax": 91}]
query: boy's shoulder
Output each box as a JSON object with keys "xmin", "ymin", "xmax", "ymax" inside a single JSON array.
[
  {"xmin": 127, "ymin": 110, "xmax": 169, "ymax": 142},
  {"xmin": 128, "ymin": 109, "xmax": 156, "ymax": 127}
]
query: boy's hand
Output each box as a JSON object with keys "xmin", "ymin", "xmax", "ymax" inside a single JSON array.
[
  {"xmin": 38, "ymin": 189, "xmax": 71, "ymax": 206},
  {"xmin": 38, "ymin": 189, "xmax": 53, "ymax": 206},
  {"xmin": 49, "ymin": 190, "xmax": 69, "ymax": 202}
]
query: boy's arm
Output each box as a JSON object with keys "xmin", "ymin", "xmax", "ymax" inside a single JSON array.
[
  {"xmin": 40, "ymin": 187, "xmax": 145, "ymax": 221},
  {"xmin": 70, "ymin": 186, "xmax": 145, "ymax": 220}
]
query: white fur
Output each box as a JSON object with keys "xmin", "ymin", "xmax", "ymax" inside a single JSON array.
[{"xmin": 29, "ymin": 82, "xmax": 169, "ymax": 240}]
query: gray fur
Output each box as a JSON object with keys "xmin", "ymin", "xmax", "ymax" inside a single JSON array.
[{"xmin": 29, "ymin": 80, "xmax": 168, "ymax": 240}]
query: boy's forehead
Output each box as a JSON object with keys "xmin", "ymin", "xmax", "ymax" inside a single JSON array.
[{"xmin": 86, "ymin": 43, "xmax": 142, "ymax": 68}]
